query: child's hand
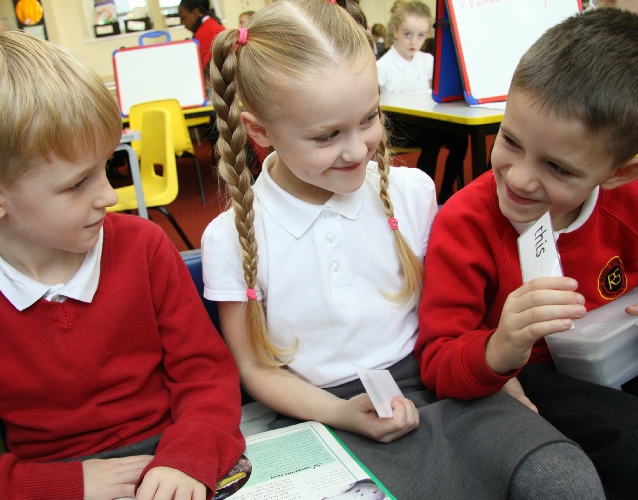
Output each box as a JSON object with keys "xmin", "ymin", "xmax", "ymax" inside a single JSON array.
[
  {"xmin": 500, "ymin": 377, "xmax": 538, "ymax": 413},
  {"xmin": 82, "ymin": 455, "xmax": 153, "ymax": 500},
  {"xmin": 136, "ymin": 466, "xmax": 206, "ymax": 500},
  {"xmin": 626, "ymin": 303, "xmax": 638, "ymax": 315},
  {"xmin": 340, "ymin": 393, "xmax": 419, "ymax": 443},
  {"xmin": 486, "ymin": 277, "xmax": 586, "ymax": 374}
]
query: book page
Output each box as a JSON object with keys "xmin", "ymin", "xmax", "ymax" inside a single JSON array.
[{"xmin": 219, "ymin": 421, "xmax": 394, "ymax": 500}]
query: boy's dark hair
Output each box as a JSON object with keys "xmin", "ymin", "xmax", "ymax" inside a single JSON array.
[{"xmin": 511, "ymin": 9, "xmax": 638, "ymax": 164}]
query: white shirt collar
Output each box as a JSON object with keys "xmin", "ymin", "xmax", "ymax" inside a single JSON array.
[
  {"xmin": 255, "ymin": 152, "xmax": 365, "ymax": 238},
  {"xmin": 510, "ymin": 187, "xmax": 599, "ymax": 238},
  {"xmin": 0, "ymin": 229, "xmax": 103, "ymax": 311}
]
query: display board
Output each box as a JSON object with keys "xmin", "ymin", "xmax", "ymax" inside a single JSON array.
[
  {"xmin": 113, "ymin": 39, "xmax": 206, "ymax": 117},
  {"xmin": 433, "ymin": 0, "xmax": 582, "ymax": 104}
]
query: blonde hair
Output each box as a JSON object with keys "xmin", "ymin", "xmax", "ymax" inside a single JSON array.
[
  {"xmin": 389, "ymin": 1, "xmax": 431, "ymax": 30},
  {"xmin": 210, "ymin": 0, "xmax": 423, "ymax": 367},
  {"xmin": 0, "ymin": 30, "xmax": 121, "ymax": 186}
]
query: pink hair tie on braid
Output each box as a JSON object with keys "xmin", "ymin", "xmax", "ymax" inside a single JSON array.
[
  {"xmin": 246, "ymin": 288, "xmax": 258, "ymax": 300},
  {"xmin": 237, "ymin": 27, "xmax": 248, "ymax": 46},
  {"xmin": 388, "ymin": 218, "xmax": 399, "ymax": 231},
  {"xmin": 329, "ymin": 0, "xmax": 337, "ymax": 3}
]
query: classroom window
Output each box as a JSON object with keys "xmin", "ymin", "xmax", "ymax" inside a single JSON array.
[
  {"xmin": 92, "ymin": 0, "xmax": 152, "ymax": 36},
  {"xmin": 159, "ymin": 0, "xmax": 181, "ymax": 26}
]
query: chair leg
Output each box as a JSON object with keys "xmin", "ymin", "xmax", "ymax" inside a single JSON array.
[
  {"xmin": 191, "ymin": 127, "xmax": 202, "ymax": 146},
  {"xmin": 184, "ymin": 152, "xmax": 207, "ymax": 205},
  {"xmin": 456, "ymin": 172, "xmax": 465, "ymax": 190},
  {"xmin": 150, "ymin": 206, "xmax": 194, "ymax": 249}
]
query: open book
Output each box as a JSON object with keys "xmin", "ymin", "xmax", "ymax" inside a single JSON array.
[{"xmin": 215, "ymin": 421, "xmax": 395, "ymax": 499}]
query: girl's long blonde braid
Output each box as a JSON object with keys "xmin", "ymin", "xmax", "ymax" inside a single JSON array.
[
  {"xmin": 210, "ymin": 30, "xmax": 288, "ymax": 367},
  {"xmin": 375, "ymin": 111, "xmax": 424, "ymax": 303}
]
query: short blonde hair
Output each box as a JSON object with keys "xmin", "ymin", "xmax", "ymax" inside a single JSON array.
[{"xmin": 0, "ymin": 30, "xmax": 121, "ymax": 185}]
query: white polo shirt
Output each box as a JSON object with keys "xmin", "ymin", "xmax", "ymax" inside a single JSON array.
[
  {"xmin": 202, "ymin": 153, "xmax": 437, "ymax": 388},
  {"xmin": 0, "ymin": 231, "xmax": 103, "ymax": 311},
  {"xmin": 377, "ymin": 46, "xmax": 434, "ymax": 95}
]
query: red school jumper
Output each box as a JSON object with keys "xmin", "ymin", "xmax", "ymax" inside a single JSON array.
[
  {"xmin": 415, "ymin": 171, "xmax": 638, "ymax": 400},
  {"xmin": 0, "ymin": 213, "xmax": 244, "ymax": 499}
]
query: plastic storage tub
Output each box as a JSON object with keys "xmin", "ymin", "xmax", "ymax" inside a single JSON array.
[{"xmin": 545, "ymin": 287, "xmax": 638, "ymax": 389}]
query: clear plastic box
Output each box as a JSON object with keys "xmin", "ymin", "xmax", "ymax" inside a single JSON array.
[{"xmin": 545, "ymin": 287, "xmax": 638, "ymax": 389}]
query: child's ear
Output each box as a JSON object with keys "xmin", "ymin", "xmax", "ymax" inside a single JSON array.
[
  {"xmin": 600, "ymin": 156, "xmax": 638, "ymax": 190},
  {"xmin": 241, "ymin": 111, "xmax": 271, "ymax": 148}
]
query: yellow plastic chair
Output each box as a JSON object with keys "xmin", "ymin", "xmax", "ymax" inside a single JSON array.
[
  {"xmin": 129, "ymin": 99, "xmax": 207, "ymax": 205},
  {"xmin": 109, "ymin": 108, "xmax": 194, "ymax": 249}
]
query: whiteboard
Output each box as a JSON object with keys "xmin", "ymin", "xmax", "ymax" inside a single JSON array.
[
  {"xmin": 447, "ymin": 0, "xmax": 582, "ymax": 104},
  {"xmin": 113, "ymin": 40, "xmax": 206, "ymax": 116}
]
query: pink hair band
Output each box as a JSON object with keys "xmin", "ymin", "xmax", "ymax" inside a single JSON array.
[
  {"xmin": 329, "ymin": 0, "xmax": 337, "ymax": 3},
  {"xmin": 388, "ymin": 218, "xmax": 399, "ymax": 230},
  {"xmin": 237, "ymin": 27, "xmax": 248, "ymax": 45},
  {"xmin": 246, "ymin": 288, "xmax": 258, "ymax": 300}
]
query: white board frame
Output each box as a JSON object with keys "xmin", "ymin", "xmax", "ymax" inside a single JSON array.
[
  {"xmin": 447, "ymin": 0, "xmax": 582, "ymax": 104},
  {"xmin": 113, "ymin": 39, "xmax": 206, "ymax": 117}
]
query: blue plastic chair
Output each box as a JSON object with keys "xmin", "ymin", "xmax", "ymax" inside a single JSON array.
[{"xmin": 180, "ymin": 249, "xmax": 254, "ymax": 406}]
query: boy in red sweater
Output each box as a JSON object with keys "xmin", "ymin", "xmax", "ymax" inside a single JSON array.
[
  {"xmin": 415, "ymin": 8, "xmax": 638, "ymax": 499},
  {"xmin": 0, "ymin": 30, "xmax": 244, "ymax": 499}
]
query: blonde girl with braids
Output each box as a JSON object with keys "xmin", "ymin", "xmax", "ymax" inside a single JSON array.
[{"xmin": 202, "ymin": 0, "xmax": 604, "ymax": 497}]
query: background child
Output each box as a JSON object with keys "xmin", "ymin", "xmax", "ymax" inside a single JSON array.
[
  {"xmin": 0, "ymin": 30, "xmax": 244, "ymax": 499},
  {"xmin": 371, "ymin": 23, "xmax": 388, "ymax": 59},
  {"xmin": 377, "ymin": 1, "xmax": 468, "ymax": 204},
  {"xmin": 202, "ymin": 0, "xmax": 603, "ymax": 498},
  {"xmin": 415, "ymin": 9, "xmax": 638, "ymax": 499},
  {"xmin": 178, "ymin": 0, "xmax": 226, "ymax": 75}
]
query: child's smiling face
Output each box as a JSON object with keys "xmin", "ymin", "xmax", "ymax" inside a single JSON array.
[
  {"xmin": 243, "ymin": 57, "xmax": 382, "ymax": 205},
  {"xmin": 491, "ymin": 89, "xmax": 619, "ymax": 230}
]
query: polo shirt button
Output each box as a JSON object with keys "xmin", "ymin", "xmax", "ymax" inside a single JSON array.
[
  {"xmin": 332, "ymin": 262, "xmax": 340, "ymax": 272},
  {"xmin": 327, "ymin": 233, "xmax": 335, "ymax": 243},
  {"xmin": 321, "ymin": 212, "xmax": 330, "ymax": 219}
]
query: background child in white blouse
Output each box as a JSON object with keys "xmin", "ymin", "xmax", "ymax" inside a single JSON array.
[{"xmin": 377, "ymin": 0, "xmax": 468, "ymax": 203}]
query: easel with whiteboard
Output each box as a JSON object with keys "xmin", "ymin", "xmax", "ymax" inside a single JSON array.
[
  {"xmin": 112, "ymin": 40, "xmax": 206, "ymax": 117},
  {"xmin": 433, "ymin": 0, "xmax": 582, "ymax": 104}
]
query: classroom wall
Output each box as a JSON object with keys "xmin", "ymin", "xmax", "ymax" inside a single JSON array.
[
  {"xmin": 0, "ymin": 0, "xmax": 15, "ymax": 29},
  {"xmin": 0, "ymin": 0, "xmax": 436, "ymax": 81}
]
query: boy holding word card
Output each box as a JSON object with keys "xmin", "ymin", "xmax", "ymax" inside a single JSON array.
[{"xmin": 415, "ymin": 9, "xmax": 638, "ymax": 499}]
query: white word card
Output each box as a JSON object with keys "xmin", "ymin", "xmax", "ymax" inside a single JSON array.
[
  {"xmin": 517, "ymin": 211, "xmax": 563, "ymax": 283},
  {"xmin": 354, "ymin": 364, "xmax": 403, "ymax": 419}
]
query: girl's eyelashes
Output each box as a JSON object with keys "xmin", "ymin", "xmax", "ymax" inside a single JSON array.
[
  {"xmin": 364, "ymin": 111, "xmax": 379, "ymax": 124},
  {"xmin": 313, "ymin": 112, "xmax": 379, "ymax": 143},
  {"xmin": 314, "ymin": 131, "xmax": 339, "ymax": 143}
]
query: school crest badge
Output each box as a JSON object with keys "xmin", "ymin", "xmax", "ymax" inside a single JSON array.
[{"xmin": 598, "ymin": 256, "xmax": 627, "ymax": 300}]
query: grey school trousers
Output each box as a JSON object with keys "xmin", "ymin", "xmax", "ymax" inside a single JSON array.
[{"xmin": 270, "ymin": 355, "xmax": 577, "ymax": 499}]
